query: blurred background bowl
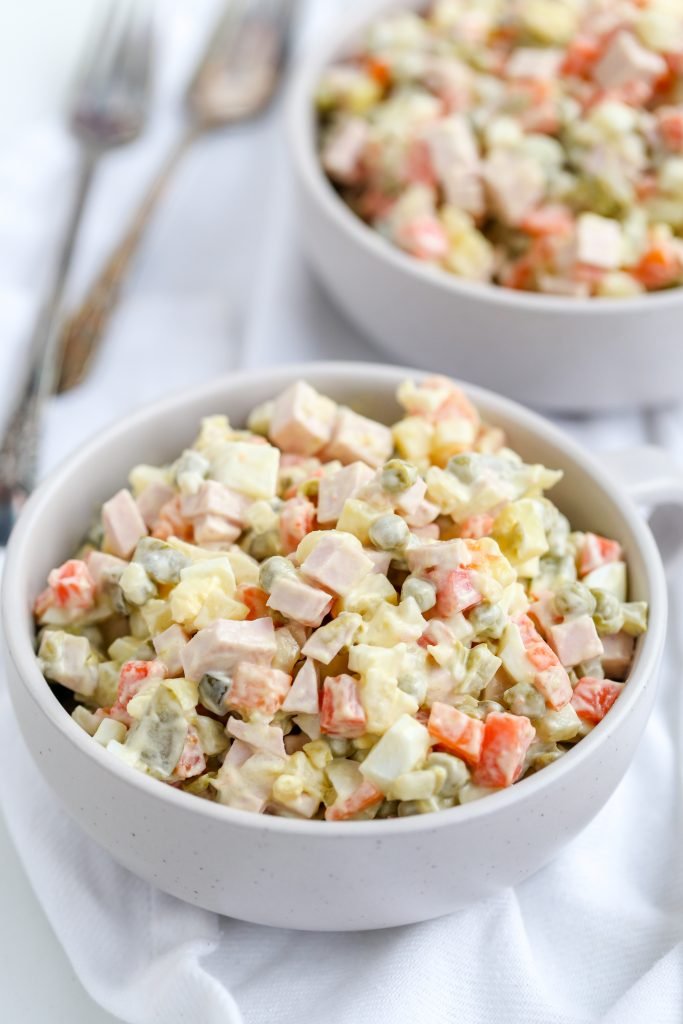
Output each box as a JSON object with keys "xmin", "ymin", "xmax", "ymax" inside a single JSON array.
[{"xmin": 287, "ymin": 0, "xmax": 683, "ymax": 414}]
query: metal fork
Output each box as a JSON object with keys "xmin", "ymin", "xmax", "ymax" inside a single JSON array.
[
  {"xmin": 0, "ymin": 0, "xmax": 152, "ymax": 544},
  {"xmin": 56, "ymin": 0, "xmax": 295, "ymax": 394}
]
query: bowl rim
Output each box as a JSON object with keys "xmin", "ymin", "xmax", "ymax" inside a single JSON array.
[
  {"xmin": 286, "ymin": 0, "xmax": 683, "ymax": 317},
  {"xmin": 2, "ymin": 360, "xmax": 668, "ymax": 838}
]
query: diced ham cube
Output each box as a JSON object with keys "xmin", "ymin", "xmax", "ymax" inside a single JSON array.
[
  {"xmin": 228, "ymin": 662, "xmax": 291, "ymax": 717},
  {"xmin": 507, "ymin": 47, "xmax": 563, "ymax": 80},
  {"xmin": 279, "ymin": 496, "xmax": 316, "ymax": 555},
  {"xmin": 152, "ymin": 624, "xmax": 188, "ymax": 676},
  {"xmin": 317, "ymin": 462, "xmax": 375, "ymax": 524},
  {"xmin": 136, "ymin": 481, "xmax": 176, "ymax": 529},
  {"xmin": 102, "ymin": 489, "xmax": 148, "ymax": 558},
  {"xmin": 281, "ymin": 658, "xmax": 320, "ymax": 714},
  {"xmin": 577, "ymin": 532, "xmax": 623, "ymax": 576},
  {"xmin": 404, "ymin": 498, "xmax": 439, "ymax": 528},
  {"xmin": 364, "ymin": 549, "xmax": 393, "ymax": 575},
  {"xmin": 193, "ymin": 514, "xmax": 242, "ymax": 546},
  {"xmin": 300, "ymin": 532, "xmax": 374, "ymax": 597},
  {"xmin": 423, "ymin": 115, "xmax": 484, "ymax": 216},
  {"xmin": 406, "ymin": 538, "xmax": 468, "ymax": 574},
  {"xmin": 394, "ymin": 476, "xmax": 427, "ymax": 516},
  {"xmin": 528, "ymin": 593, "xmax": 560, "ymax": 638},
  {"xmin": 428, "ymin": 701, "xmax": 484, "ymax": 765},
  {"xmin": 657, "ymin": 107, "xmax": 683, "ymax": 153},
  {"xmin": 600, "ymin": 631, "xmax": 635, "ymax": 681},
  {"xmin": 181, "ymin": 618, "xmax": 276, "ymax": 681},
  {"xmin": 320, "ymin": 674, "xmax": 367, "ymax": 738},
  {"xmin": 323, "ymin": 408, "xmax": 393, "ymax": 469},
  {"xmin": 575, "ymin": 214, "xmax": 623, "ymax": 270},
  {"xmin": 473, "ymin": 712, "xmax": 535, "ymax": 788},
  {"xmin": 267, "ymin": 575, "xmax": 333, "ymax": 627},
  {"xmin": 549, "ymin": 614, "xmax": 604, "ymax": 667},
  {"xmin": 325, "ymin": 779, "xmax": 383, "ymax": 821},
  {"xmin": 180, "ymin": 481, "xmax": 251, "ymax": 525},
  {"xmin": 571, "ymin": 677, "xmax": 624, "ymax": 723},
  {"xmin": 224, "ymin": 738, "xmax": 253, "ymax": 767},
  {"xmin": 594, "ymin": 31, "xmax": 666, "ymax": 91},
  {"xmin": 482, "ymin": 151, "xmax": 545, "ymax": 227},
  {"xmin": 432, "ymin": 568, "xmax": 482, "ymax": 617},
  {"xmin": 269, "ymin": 381, "xmax": 338, "ymax": 457},
  {"xmin": 321, "ymin": 117, "xmax": 369, "ymax": 185},
  {"xmin": 515, "ymin": 613, "xmax": 573, "ymax": 710},
  {"xmin": 85, "ymin": 551, "xmax": 127, "ymax": 590},
  {"xmin": 227, "ymin": 717, "xmax": 287, "ymax": 758}
]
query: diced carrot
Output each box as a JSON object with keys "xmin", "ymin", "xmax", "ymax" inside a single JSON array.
[
  {"xmin": 458, "ymin": 514, "xmax": 495, "ymax": 540},
  {"xmin": 228, "ymin": 662, "xmax": 291, "ymax": 717},
  {"xmin": 152, "ymin": 496, "xmax": 193, "ymax": 541},
  {"xmin": 365, "ymin": 56, "xmax": 392, "ymax": 88},
  {"xmin": 396, "ymin": 216, "xmax": 449, "ymax": 262},
  {"xmin": 473, "ymin": 712, "xmax": 535, "ymax": 788},
  {"xmin": 325, "ymin": 779, "xmax": 383, "ymax": 821},
  {"xmin": 657, "ymin": 108, "xmax": 683, "ymax": 152},
  {"xmin": 172, "ymin": 725, "xmax": 206, "ymax": 781},
  {"xmin": 571, "ymin": 677, "xmax": 624, "ymax": 723},
  {"xmin": 235, "ymin": 584, "xmax": 270, "ymax": 620},
  {"xmin": 117, "ymin": 659, "xmax": 166, "ymax": 709},
  {"xmin": 577, "ymin": 532, "xmax": 623, "ymax": 576},
  {"xmin": 631, "ymin": 245, "xmax": 682, "ymax": 290},
  {"xmin": 432, "ymin": 568, "xmax": 482, "ymax": 617},
  {"xmin": 320, "ymin": 674, "xmax": 367, "ymax": 738},
  {"xmin": 34, "ymin": 558, "xmax": 97, "ymax": 618},
  {"xmin": 562, "ymin": 36, "xmax": 602, "ymax": 78},
  {"xmin": 427, "ymin": 702, "xmax": 484, "ymax": 766},
  {"xmin": 405, "ymin": 137, "xmax": 437, "ymax": 186},
  {"xmin": 279, "ymin": 496, "xmax": 316, "ymax": 555},
  {"xmin": 514, "ymin": 613, "xmax": 573, "ymax": 710}
]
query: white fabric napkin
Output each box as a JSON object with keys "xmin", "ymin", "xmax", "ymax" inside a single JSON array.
[{"xmin": 1, "ymin": 2, "xmax": 683, "ymax": 1022}]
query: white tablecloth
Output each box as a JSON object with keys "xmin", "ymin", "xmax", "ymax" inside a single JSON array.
[{"xmin": 1, "ymin": 2, "xmax": 682, "ymax": 1022}]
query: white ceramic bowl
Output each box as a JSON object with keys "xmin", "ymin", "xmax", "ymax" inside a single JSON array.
[
  {"xmin": 2, "ymin": 363, "xmax": 679, "ymax": 931},
  {"xmin": 287, "ymin": 0, "xmax": 683, "ymax": 413}
]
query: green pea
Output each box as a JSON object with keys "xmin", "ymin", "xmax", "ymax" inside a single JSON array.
[
  {"xmin": 553, "ymin": 582, "xmax": 596, "ymax": 619},
  {"xmin": 591, "ymin": 588, "xmax": 624, "ymax": 635},
  {"xmin": 468, "ymin": 602, "xmax": 506, "ymax": 639},
  {"xmin": 427, "ymin": 752, "xmax": 469, "ymax": 797},
  {"xmin": 369, "ymin": 513, "xmax": 410, "ymax": 551},
  {"xmin": 400, "ymin": 576, "xmax": 436, "ymax": 612},
  {"xmin": 381, "ymin": 459, "xmax": 418, "ymax": 493},
  {"xmin": 503, "ymin": 682, "xmax": 546, "ymax": 719},
  {"xmin": 446, "ymin": 453, "xmax": 475, "ymax": 484},
  {"xmin": 248, "ymin": 530, "xmax": 280, "ymax": 561}
]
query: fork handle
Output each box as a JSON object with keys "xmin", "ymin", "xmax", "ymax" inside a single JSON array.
[
  {"xmin": 57, "ymin": 127, "xmax": 197, "ymax": 393},
  {"xmin": 0, "ymin": 152, "xmax": 97, "ymax": 544}
]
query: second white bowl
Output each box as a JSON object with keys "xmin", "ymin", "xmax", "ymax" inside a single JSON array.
[{"xmin": 287, "ymin": 0, "xmax": 683, "ymax": 413}]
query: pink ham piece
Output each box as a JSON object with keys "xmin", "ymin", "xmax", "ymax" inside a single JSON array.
[
  {"xmin": 317, "ymin": 462, "xmax": 375, "ymax": 524},
  {"xmin": 181, "ymin": 618, "xmax": 276, "ymax": 681},
  {"xmin": 600, "ymin": 631, "xmax": 635, "ymax": 681},
  {"xmin": 224, "ymin": 738, "xmax": 253, "ymax": 767},
  {"xmin": 594, "ymin": 31, "xmax": 666, "ymax": 91},
  {"xmin": 321, "ymin": 117, "xmax": 369, "ymax": 185},
  {"xmin": 180, "ymin": 480, "xmax": 251, "ymax": 526},
  {"xmin": 281, "ymin": 658, "xmax": 320, "ymax": 714},
  {"xmin": 227, "ymin": 662, "xmax": 292, "ymax": 717},
  {"xmin": 136, "ymin": 481, "xmax": 176, "ymax": 529},
  {"xmin": 506, "ymin": 47, "xmax": 563, "ymax": 80},
  {"xmin": 433, "ymin": 568, "xmax": 482, "ymax": 617},
  {"xmin": 323, "ymin": 408, "xmax": 393, "ymax": 469},
  {"xmin": 577, "ymin": 532, "xmax": 623, "ymax": 576},
  {"xmin": 320, "ymin": 674, "xmax": 367, "ymax": 738},
  {"xmin": 85, "ymin": 551, "xmax": 127, "ymax": 590},
  {"xmin": 423, "ymin": 115, "xmax": 484, "ymax": 217},
  {"xmin": 406, "ymin": 539, "xmax": 467, "ymax": 574},
  {"xmin": 528, "ymin": 593, "xmax": 560, "ymax": 639},
  {"xmin": 102, "ymin": 489, "xmax": 148, "ymax": 559},
  {"xmin": 482, "ymin": 150, "xmax": 545, "ymax": 227},
  {"xmin": 227, "ymin": 717, "xmax": 287, "ymax": 758},
  {"xmin": 364, "ymin": 549, "xmax": 393, "ymax": 575},
  {"xmin": 404, "ymin": 498, "xmax": 440, "ymax": 528},
  {"xmin": 267, "ymin": 575, "xmax": 333, "ymax": 627},
  {"xmin": 269, "ymin": 380, "xmax": 337, "ymax": 457},
  {"xmin": 300, "ymin": 532, "xmax": 373, "ymax": 597},
  {"xmin": 514, "ymin": 613, "xmax": 573, "ymax": 710},
  {"xmin": 193, "ymin": 514, "xmax": 241, "ymax": 546},
  {"xmin": 394, "ymin": 476, "xmax": 427, "ymax": 516},
  {"xmin": 549, "ymin": 614, "xmax": 603, "ymax": 667}
]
